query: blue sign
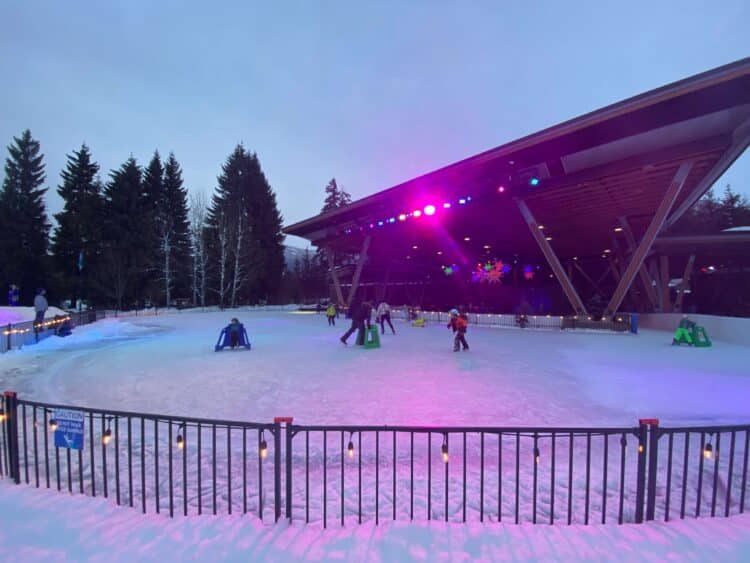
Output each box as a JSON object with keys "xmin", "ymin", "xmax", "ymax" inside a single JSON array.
[{"xmin": 53, "ymin": 408, "xmax": 85, "ymax": 450}]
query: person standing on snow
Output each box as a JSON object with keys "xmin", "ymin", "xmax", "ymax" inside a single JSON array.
[
  {"xmin": 447, "ymin": 308, "xmax": 469, "ymax": 352},
  {"xmin": 376, "ymin": 301, "xmax": 395, "ymax": 335},
  {"xmin": 340, "ymin": 300, "xmax": 372, "ymax": 346},
  {"xmin": 326, "ymin": 303, "xmax": 337, "ymax": 326},
  {"xmin": 34, "ymin": 288, "xmax": 48, "ymax": 324}
]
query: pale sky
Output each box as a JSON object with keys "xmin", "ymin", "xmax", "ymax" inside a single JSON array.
[{"xmin": 1, "ymin": 1, "xmax": 748, "ymax": 248}]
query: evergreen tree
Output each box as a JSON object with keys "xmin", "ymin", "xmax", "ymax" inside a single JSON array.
[
  {"xmin": 51, "ymin": 144, "xmax": 105, "ymax": 307},
  {"xmin": 156, "ymin": 153, "xmax": 191, "ymax": 306},
  {"xmin": 98, "ymin": 157, "xmax": 150, "ymax": 309},
  {"xmin": 321, "ymin": 178, "xmax": 351, "ymax": 213},
  {"xmin": 0, "ymin": 130, "xmax": 50, "ymax": 304},
  {"xmin": 207, "ymin": 145, "xmax": 284, "ymax": 306},
  {"xmin": 141, "ymin": 152, "xmax": 163, "ymax": 301}
]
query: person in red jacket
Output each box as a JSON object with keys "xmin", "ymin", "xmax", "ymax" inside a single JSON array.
[{"xmin": 447, "ymin": 309, "xmax": 469, "ymax": 352}]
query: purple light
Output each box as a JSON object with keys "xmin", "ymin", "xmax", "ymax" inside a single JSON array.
[
  {"xmin": 443, "ymin": 202, "xmax": 451, "ymax": 209},
  {"xmin": 377, "ymin": 221, "xmax": 384, "ymax": 226},
  {"xmin": 413, "ymin": 210, "xmax": 422, "ymax": 218},
  {"xmin": 398, "ymin": 214, "xmax": 407, "ymax": 221},
  {"xmin": 389, "ymin": 217, "xmax": 395, "ymax": 223},
  {"xmin": 458, "ymin": 198, "xmax": 466, "ymax": 205},
  {"xmin": 423, "ymin": 204, "xmax": 436, "ymax": 216}
]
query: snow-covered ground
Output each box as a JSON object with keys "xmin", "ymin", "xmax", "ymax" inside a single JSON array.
[
  {"xmin": 0, "ymin": 305, "xmax": 68, "ymax": 325},
  {"xmin": 1, "ymin": 481, "xmax": 749, "ymax": 562},
  {"xmin": 1, "ymin": 309, "xmax": 748, "ymax": 560}
]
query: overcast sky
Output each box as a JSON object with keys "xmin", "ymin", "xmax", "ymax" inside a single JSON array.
[{"xmin": 1, "ymin": 1, "xmax": 748, "ymax": 248}]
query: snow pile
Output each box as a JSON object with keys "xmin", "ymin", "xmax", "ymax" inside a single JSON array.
[
  {"xmin": 0, "ymin": 482, "xmax": 748, "ymax": 562},
  {"xmin": 0, "ymin": 306, "xmax": 68, "ymax": 325}
]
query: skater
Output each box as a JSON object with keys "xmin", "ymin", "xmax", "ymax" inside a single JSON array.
[
  {"xmin": 326, "ymin": 303, "xmax": 337, "ymax": 326},
  {"xmin": 227, "ymin": 317, "xmax": 243, "ymax": 348},
  {"xmin": 340, "ymin": 300, "xmax": 372, "ymax": 346},
  {"xmin": 376, "ymin": 301, "xmax": 395, "ymax": 335},
  {"xmin": 34, "ymin": 288, "xmax": 48, "ymax": 325},
  {"xmin": 447, "ymin": 309, "xmax": 469, "ymax": 352}
]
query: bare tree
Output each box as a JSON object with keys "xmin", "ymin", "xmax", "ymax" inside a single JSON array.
[
  {"xmin": 213, "ymin": 212, "xmax": 233, "ymax": 309},
  {"xmin": 189, "ymin": 192, "xmax": 208, "ymax": 307},
  {"xmin": 230, "ymin": 211, "xmax": 248, "ymax": 308}
]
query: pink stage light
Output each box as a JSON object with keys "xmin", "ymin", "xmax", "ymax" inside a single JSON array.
[
  {"xmin": 443, "ymin": 202, "xmax": 451, "ymax": 209},
  {"xmin": 413, "ymin": 210, "xmax": 422, "ymax": 218},
  {"xmin": 423, "ymin": 204, "xmax": 436, "ymax": 216},
  {"xmin": 398, "ymin": 214, "xmax": 407, "ymax": 221},
  {"xmin": 497, "ymin": 185, "xmax": 505, "ymax": 193}
]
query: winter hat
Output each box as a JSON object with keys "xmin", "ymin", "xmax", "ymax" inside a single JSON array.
[{"xmin": 449, "ymin": 308, "xmax": 459, "ymax": 316}]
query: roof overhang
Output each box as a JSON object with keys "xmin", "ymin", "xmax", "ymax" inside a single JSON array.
[{"xmin": 284, "ymin": 58, "xmax": 750, "ymax": 272}]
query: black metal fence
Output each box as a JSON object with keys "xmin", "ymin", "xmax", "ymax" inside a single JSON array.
[
  {"xmin": 1, "ymin": 395, "xmax": 747, "ymax": 527},
  {"xmin": 1, "ymin": 310, "xmax": 106, "ymax": 354}
]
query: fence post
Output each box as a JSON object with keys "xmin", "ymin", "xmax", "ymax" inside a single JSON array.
[
  {"xmin": 634, "ymin": 422, "xmax": 648, "ymax": 523},
  {"xmin": 286, "ymin": 423, "xmax": 293, "ymax": 520},
  {"xmin": 273, "ymin": 422, "xmax": 282, "ymax": 522},
  {"xmin": 3, "ymin": 391, "xmax": 20, "ymax": 484},
  {"xmin": 5, "ymin": 324, "xmax": 10, "ymax": 352},
  {"xmin": 645, "ymin": 418, "xmax": 660, "ymax": 521}
]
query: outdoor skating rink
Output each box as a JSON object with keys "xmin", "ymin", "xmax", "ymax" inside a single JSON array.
[{"xmin": 1, "ymin": 309, "xmax": 748, "ymax": 427}]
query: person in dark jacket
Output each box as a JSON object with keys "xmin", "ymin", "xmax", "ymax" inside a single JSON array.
[
  {"xmin": 340, "ymin": 301, "xmax": 372, "ymax": 346},
  {"xmin": 447, "ymin": 309, "xmax": 470, "ymax": 352},
  {"xmin": 227, "ymin": 318, "xmax": 243, "ymax": 348}
]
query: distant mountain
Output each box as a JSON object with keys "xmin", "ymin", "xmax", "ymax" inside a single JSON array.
[{"xmin": 284, "ymin": 246, "xmax": 312, "ymax": 269}]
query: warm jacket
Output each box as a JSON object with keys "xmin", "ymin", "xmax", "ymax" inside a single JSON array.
[
  {"xmin": 376, "ymin": 303, "xmax": 390, "ymax": 317},
  {"xmin": 448, "ymin": 315, "xmax": 468, "ymax": 334},
  {"xmin": 34, "ymin": 294, "xmax": 48, "ymax": 313},
  {"xmin": 326, "ymin": 305, "xmax": 336, "ymax": 317}
]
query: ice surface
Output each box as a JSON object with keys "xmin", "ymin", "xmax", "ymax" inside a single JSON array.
[{"xmin": 1, "ymin": 309, "xmax": 748, "ymax": 560}]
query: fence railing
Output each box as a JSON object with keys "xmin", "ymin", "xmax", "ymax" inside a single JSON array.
[
  {"xmin": 389, "ymin": 309, "xmax": 634, "ymax": 332},
  {"xmin": 1, "ymin": 310, "xmax": 106, "ymax": 354},
  {"xmin": 1, "ymin": 395, "xmax": 747, "ymax": 527}
]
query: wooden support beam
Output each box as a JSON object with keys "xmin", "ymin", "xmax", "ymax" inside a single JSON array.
[
  {"xmin": 659, "ymin": 255, "xmax": 671, "ymax": 312},
  {"xmin": 516, "ymin": 199, "xmax": 588, "ymax": 315},
  {"xmin": 346, "ymin": 235, "xmax": 371, "ymax": 306},
  {"xmin": 573, "ymin": 261, "xmax": 606, "ymax": 297},
  {"xmin": 618, "ymin": 217, "xmax": 659, "ymax": 310},
  {"xmin": 604, "ymin": 162, "xmax": 693, "ymax": 317},
  {"xmin": 664, "ymin": 119, "xmax": 750, "ymax": 232},
  {"xmin": 674, "ymin": 254, "xmax": 696, "ymax": 313},
  {"xmin": 326, "ymin": 248, "xmax": 345, "ymax": 306}
]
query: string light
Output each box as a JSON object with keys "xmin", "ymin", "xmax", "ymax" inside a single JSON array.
[
  {"xmin": 0, "ymin": 409, "xmax": 6, "ymax": 422},
  {"xmin": 102, "ymin": 417, "xmax": 113, "ymax": 445},
  {"xmin": 260, "ymin": 431, "xmax": 268, "ymax": 459},
  {"xmin": 703, "ymin": 437, "xmax": 713, "ymax": 460},
  {"xmin": 423, "ymin": 204, "xmax": 436, "ymax": 216},
  {"xmin": 441, "ymin": 434, "xmax": 449, "ymax": 463},
  {"xmin": 347, "ymin": 433, "xmax": 355, "ymax": 459},
  {"xmin": 176, "ymin": 422, "xmax": 186, "ymax": 450},
  {"xmin": 49, "ymin": 418, "xmax": 58, "ymax": 431},
  {"xmin": 534, "ymin": 447, "xmax": 540, "ymax": 465}
]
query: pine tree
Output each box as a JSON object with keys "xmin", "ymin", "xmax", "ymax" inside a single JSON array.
[
  {"xmin": 51, "ymin": 144, "xmax": 105, "ymax": 307},
  {"xmin": 0, "ymin": 130, "xmax": 50, "ymax": 304},
  {"xmin": 141, "ymin": 152, "xmax": 163, "ymax": 301},
  {"xmin": 321, "ymin": 178, "xmax": 351, "ymax": 213},
  {"xmin": 98, "ymin": 157, "xmax": 150, "ymax": 309},
  {"xmin": 156, "ymin": 153, "xmax": 191, "ymax": 306},
  {"xmin": 207, "ymin": 145, "xmax": 285, "ymax": 306}
]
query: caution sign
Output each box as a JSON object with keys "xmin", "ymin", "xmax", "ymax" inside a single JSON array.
[{"xmin": 53, "ymin": 408, "xmax": 85, "ymax": 450}]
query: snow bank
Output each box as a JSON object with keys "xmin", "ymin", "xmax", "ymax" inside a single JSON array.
[
  {"xmin": 0, "ymin": 306, "xmax": 68, "ymax": 325},
  {"xmin": 638, "ymin": 313, "xmax": 750, "ymax": 346},
  {"xmin": 0, "ymin": 482, "xmax": 748, "ymax": 562}
]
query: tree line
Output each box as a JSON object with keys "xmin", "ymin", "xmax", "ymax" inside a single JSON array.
[{"xmin": 0, "ymin": 129, "xmax": 288, "ymax": 309}]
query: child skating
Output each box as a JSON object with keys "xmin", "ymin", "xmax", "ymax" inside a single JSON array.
[
  {"xmin": 447, "ymin": 309, "xmax": 469, "ymax": 352},
  {"xmin": 326, "ymin": 303, "xmax": 337, "ymax": 326}
]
